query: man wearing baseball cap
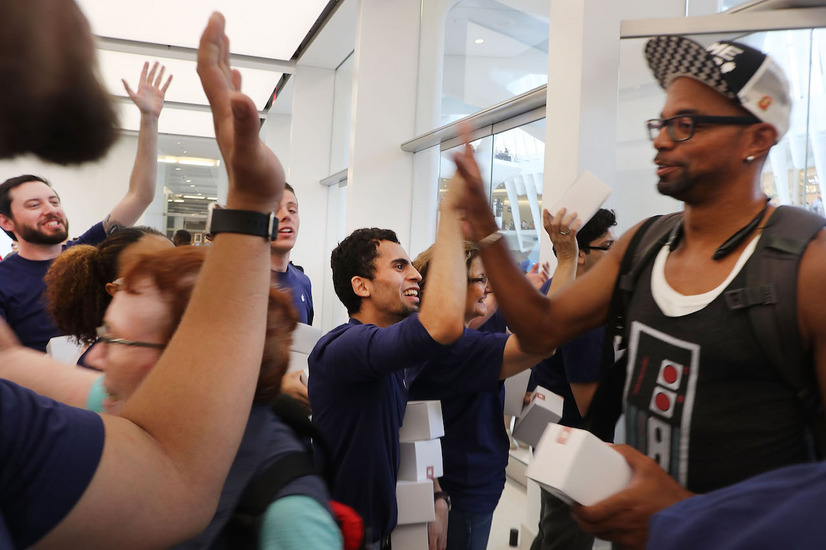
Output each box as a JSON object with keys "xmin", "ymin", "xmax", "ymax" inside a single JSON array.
[{"xmin": 451, "ymin": 34, "xmax": 826, "ymax": 548}]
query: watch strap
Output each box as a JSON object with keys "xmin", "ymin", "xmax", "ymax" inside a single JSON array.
[{"xmin": 207, "ymin": 205, "xmax": 278, "ymax": 241}]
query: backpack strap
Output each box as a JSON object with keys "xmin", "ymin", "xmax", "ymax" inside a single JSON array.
[
  {"xmin": 219, "ymin": 451, "xmax": 319, "ymax": 549},
  {"xmin": 723, "ymin": 206, "xmax": 825, "ymax": 413},
  {"xmin": 584, "ymin": 213, "xmax": 681, "ymax": 441}
]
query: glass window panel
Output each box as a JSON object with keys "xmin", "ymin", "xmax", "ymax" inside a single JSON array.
[
  {"xmin": 441, "ymin": 0, "xmax": 549, "ymax": 126},
  {"xmin": 436, "ymin": 119, "xmax": 546, "ymax": 268},
  {"xmin": 491, "ymin": 119, "xmax": 546, "ymax": 268}
]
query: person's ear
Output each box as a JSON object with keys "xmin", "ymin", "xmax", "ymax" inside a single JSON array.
[
  {"xmin": 744, "ymin": 122, "xmax": 778, "ymax": 160},
  {"xmin": 578, "ymin": 250, "xmax": 587, "ymax": 265},
  {"xmin": 0, "ymin": 213, "xmax": 15, "ymax": 233},
  {"xmin": 105, "ymin": 282, "xmax": 119, "ymax": 297},
  {"xmin": 351, "ymin": 276, "xmax": 371, "ymax": 298}
]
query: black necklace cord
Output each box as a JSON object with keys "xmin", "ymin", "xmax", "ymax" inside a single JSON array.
[
  {"xmin": 666, "ymin": 197, "xmax": 771, "ymax": 260},
  {"xmin": 712, "ymin": 197, "xmax": 770, "ymax": 261}
]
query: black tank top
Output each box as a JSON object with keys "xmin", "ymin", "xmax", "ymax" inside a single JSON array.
[{"xmin": 623, "ymin": 245, "xmax": 809, "ymax": 494}]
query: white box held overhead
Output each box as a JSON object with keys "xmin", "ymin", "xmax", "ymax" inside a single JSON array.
[
  {"xmin": 396, "ymin": 479, "xmax": 435, "ymax": 525},
  {"xmin": 513, "ymin": 386, "xmax": 564, "ymax": 447},
  {"xmin": 398, "ymin": 439, "xmax": 443, "ymax": 482},
  {"xmin": 399, "ymin": 400, "xmax": 444, "ymax": 442},
  {"xmin": 527, "ymin": 424, "xmax": 632, "ymax": 506}
]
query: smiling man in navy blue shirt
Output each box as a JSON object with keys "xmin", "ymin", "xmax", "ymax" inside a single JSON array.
[{"xmin": 309, "ymin": 167, "xmax": 470, "ymax": 549}]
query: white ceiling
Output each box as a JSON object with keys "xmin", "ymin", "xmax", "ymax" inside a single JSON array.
[{"xmin": 77, "ymin": 0, "xmax": 332, "ymax": 141}]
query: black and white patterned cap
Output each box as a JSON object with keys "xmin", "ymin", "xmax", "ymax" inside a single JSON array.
[{"xmin": 645, "ymin": 35, "xmax": 792, "ymax": 139}]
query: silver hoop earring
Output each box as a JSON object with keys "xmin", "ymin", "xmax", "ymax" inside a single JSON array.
[{"xmin": 745, "ymin": 155, "xmax": 755, "ymax": 163}]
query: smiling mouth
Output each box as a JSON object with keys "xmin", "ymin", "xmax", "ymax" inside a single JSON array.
[{"xmin": 403, "ymin": 289, "xmax": 419, "ymax": 298}]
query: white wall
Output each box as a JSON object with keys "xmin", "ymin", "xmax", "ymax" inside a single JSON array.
[{"xmin": 0, "ymin": 133, "xmax": 158, "ymax": 257}]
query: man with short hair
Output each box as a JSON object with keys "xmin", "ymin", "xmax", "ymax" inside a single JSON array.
[
  {"xmin": 0, "ymin": 61, "xmax": 172, "ymax": 352},
  {"xmin": 309, "ymin": 170, "xmax": 469, "ymax": 548},
  {"xmin": 172, "ymin": 229, "xmax": 192, "ymax": 246},
  {"xmin": 270, "ymin": 182, "xmax": 313, "ymax": 325},
  {"xmin": 454, "ymin": 35, "xmax": 826, "ymax": 548}
]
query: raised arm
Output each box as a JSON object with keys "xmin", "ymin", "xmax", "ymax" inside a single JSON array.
[
  {"xmin": 105, "ymin": 62, "xmax": 172, "ymax": 230},
  {"xmin": 453, "ymin": 151, "xmax": 623, "ymax": 355},
  {"xmin": 417, "ymin": 167, "xmax": 469, "ymax": 345},
  {"xmin": 38, "ymin": 13, "xmax": 285, "ymax": 547},
  {"xmin": 498, "ymin": 208, "xmax": 581, "ymax": 378}
]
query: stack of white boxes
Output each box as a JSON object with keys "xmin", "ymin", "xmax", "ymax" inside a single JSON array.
[
  {"xmin": 512, "ymin": 386, "xmax": 565, "ymax": 448},
  {"xmin": 391, "ymin": 400, "xmax": 445, "ymax": 549}
]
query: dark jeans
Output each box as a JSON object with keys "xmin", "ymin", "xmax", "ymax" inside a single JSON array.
[
  {"xmin": 446, "ymin": 508, "xmax": 494, "ymax": 550},
  {"xmin": 530, "ymin": 489, "xmax": 594, "ymax": 550}
]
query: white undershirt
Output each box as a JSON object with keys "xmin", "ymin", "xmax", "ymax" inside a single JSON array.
[{"xmin": 651, "ymin": 235, "xmax": 760, "ymax": 317}]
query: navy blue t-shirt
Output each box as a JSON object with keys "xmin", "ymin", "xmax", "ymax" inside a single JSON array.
[
  {"xmin": 407, "ymin": 329, "xmax": 508, "ymax": 514},
  {"xmin": 308, "ymin": 315, "xmax": 447, "ymax": 543},
  {"xmin": 0, "ymin": 380, "xmax": 104, "ymax": 547},
  {"xmin": 648, "ymin": 461, "xmax": 826, "ymax": 549},
  {"xmin": 272, "ymin": 263, "xmax": 314, "ymax": 325},
  {"xmin": 0, "ymin": 222, "xmax": 106, "ymax": 352}
]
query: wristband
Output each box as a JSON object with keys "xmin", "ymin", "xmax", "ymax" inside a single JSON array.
[
  {"xmin": 205, "ymin": 203, "xmax": 278, "ymax": 241},
  {"xmin": 434, "ymin": 491, "xmax": 452, "ymax": 511}
]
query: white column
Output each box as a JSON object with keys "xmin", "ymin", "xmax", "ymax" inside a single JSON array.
[
  {"xmin": 541, "ymin": 0, "xmax": 622, "ymax": 262},
  {"xmin": 345, "ymin": 0, "xmax": 422, "ymax": 248}
]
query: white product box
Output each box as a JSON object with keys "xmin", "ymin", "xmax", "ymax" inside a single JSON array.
[
  {"xmin": 292, "ymin": 322, "xmax": 322, "ymax": 354},
  {"xmin": 526, "ymin": 424, "xmax": 632, "ymax": 506},
  {"xmin": 512, "ymin": 386, "xmax": 564, "ymax": 447},
  {"xmin": 503, "ymin": 369, "xmax": 532, "ymax": 417},
  {"xmin": 391, "ymin": 522, "xmax": 429, "ymax": 550},
  {"xmin": 287, "ymin": 350, "xmax": 308, "ymax": 373},
  {"xmin": 399, "ymin": 401, "xmax": 445, "ymax": 442},
  {"xmin": 398, "ymin": 439, "xmax": 443, "ymax": 482},
  {"xmin": 396, "ymin": 479, "xmax": 435, "ymax": 525}
]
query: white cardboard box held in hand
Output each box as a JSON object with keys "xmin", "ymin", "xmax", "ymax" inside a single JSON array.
[
  {"xmin": 503, "ymin": 369, "xmax": 532, "ymax": 417},
  {"xmin": 512, "ymin": 386, "xmax": 564, "ymax": 447},
  {"xmin": 399, "ymin": 400, "xmax": 445, "ymax": 442},
  {"xmin": 526, "ymin": 424, "xmax": 632, "ymax": 506},
  {"xmin": 396, "ymin": 479, "xmax": 435, "ymax": 525},
  {"xmin": 398, "ymin": 439, "xmax": 444, "ymax": 482}
]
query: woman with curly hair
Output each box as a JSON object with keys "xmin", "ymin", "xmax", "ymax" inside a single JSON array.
[
  {"xmin": 3, "ymin": 246, "xmax": 342, "ymax": 549},
  {"xmin": 44, "ymin": 226, "xmax": 171, "ymax": 351}
]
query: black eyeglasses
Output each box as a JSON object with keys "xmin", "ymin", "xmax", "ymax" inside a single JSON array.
[
  {"xmin": 646, "ymin": 115, "xmax": 761, "ymax": 142},
  {"xmin": 583, "ymin": 241, "xmax": 614, "ymax": 252},
  {"xmin": 468, "ymin": 276, "xmax": 488, "ymax": 286},
  {"xmin": 96, "ymin": 326, "xmax": 166, "ymax": 349}
]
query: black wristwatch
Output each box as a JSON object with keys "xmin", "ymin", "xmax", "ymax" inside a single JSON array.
[
  {"xmin": 205, "ymin": 203, "xmax": 278, "ymax": 241},
  {"xmin": 434, "ymin": 491, "xmax": 452, "ymax": 511}
]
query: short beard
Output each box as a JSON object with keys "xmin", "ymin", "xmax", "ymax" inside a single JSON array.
[
  {"xmin": 656, "ymin": 172, "xmax": 694, "ymax": 202},
  {"xmin": 15, "ymin": 222, "xmax": 69, "ymax": 246}
]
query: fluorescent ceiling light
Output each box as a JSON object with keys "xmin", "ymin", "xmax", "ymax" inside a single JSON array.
[
  {"xmin": 76, "ymin": 0, "xmax": 330, "ymax": 59},
  {"xmin": 475, "ymin": 38, "xmax": 485, "ymax": 44},
  {"xmin": 158, "ymin": 155, "xmax": 221, "ymax": 167},
  {"xmin": 118, "ymin": 103, "xmax": 222, "ymax": 138},
  {"xmin": 99, "ymin": 50, "xmax": 280, "ymax": 110}
]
